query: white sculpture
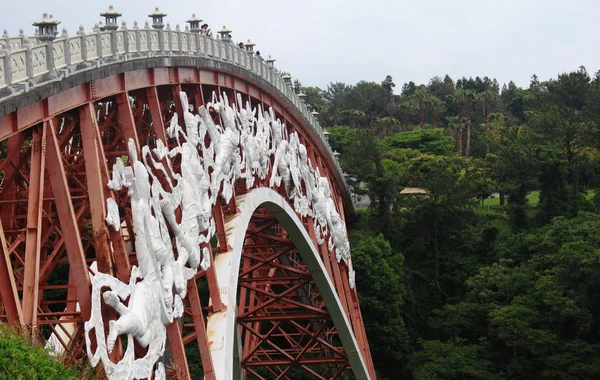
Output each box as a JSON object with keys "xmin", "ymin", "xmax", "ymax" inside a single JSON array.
[{"xmin": 85, "ymin": 91, "xmax": 355, "ymax": 380}]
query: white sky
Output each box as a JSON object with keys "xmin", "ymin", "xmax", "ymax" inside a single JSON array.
[{"xmin": 3, "ymin": 0, "xmax": 599, "ymax": 93}]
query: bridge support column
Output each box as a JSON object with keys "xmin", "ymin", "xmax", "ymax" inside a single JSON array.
[
  {"xmin": 0, "ymin": 219, "xmax": 23, "ymax": 325},
  {"xmin": 22, "ymin": 125, "xmax": 46, "ymax": 332}
]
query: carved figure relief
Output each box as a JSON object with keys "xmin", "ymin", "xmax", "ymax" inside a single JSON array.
[{"xmin": 85, "ymin": 91, "xmax": 354, "ymax": 379}]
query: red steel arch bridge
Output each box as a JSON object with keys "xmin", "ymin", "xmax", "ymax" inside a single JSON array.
[{"xmin": 0, "ymin": 7, "xmax": 375, "ymax": 380}]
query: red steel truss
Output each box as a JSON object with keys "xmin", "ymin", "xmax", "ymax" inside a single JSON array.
[{"xmin": 0, "ymin": 67, "xmax": 375, "ymax": 379}]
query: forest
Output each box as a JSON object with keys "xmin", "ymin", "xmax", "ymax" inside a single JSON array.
[{"xmin": 296, "ymin": 67, "xmax": 600, "ymax": 379}]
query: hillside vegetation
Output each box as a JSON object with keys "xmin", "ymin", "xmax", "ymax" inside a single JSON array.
[
  {"xmin": 0, "ymin": 325, "xmax": 88, "ymax": 380},
  {"xmin": 298, "ymin": 67, "xmax": 600, "ymax": 379}
]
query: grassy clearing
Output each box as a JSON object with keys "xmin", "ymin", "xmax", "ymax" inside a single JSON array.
[{"xmin": 475, "ymin": 190, "xmax": 596, "ymax": 214}]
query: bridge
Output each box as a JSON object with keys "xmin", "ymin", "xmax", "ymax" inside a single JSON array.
[{"xmin": 0, "ymin": 7, "xmax": 375, "ymax": 380}]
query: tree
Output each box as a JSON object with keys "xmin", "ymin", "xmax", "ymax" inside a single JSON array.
[
  {"xmin": 501, "ymin": 81, "xmax": 527, "ymax": 121},
  {"xmin": 301, "ymin": 86, "xmax": 327, "ymax": 114},
  {"xmin": 527, "ymin": 67, "xmax": 594, "ymax": 215},
  {"xmin": 414, "ymin": 88, "xmax": 429, "ymax": 129},
  {"xmin": 427, "ymin": 95, "xmax": 443, "ymax": 127},
  {"xmin": 399, "ymin": 100, "xmax": 419, "ymax": 129},
  {"xmin": 373, "ymin": 116, "xmax": 401, "ymax": 137},
  {"xmin": 464, "ymin": 89, "xmax": 477, "ymax": 157},
  {"xmin": 447, "ymin": 89, "xmax": 466, "ymax": 155},
  {"xmin": 379, "ymin": 129, "xmax": 455, "ymax": 156},
  {"xmin": 339, "ymin": 109, "xmax": 367, "ymax": 128},
  {"xmin": 381, "ymin": 75, "xmax": 396, "ymax": 94},
  {"xmin": 489, "ymin": 127, "xmax": 537, "ymax": 229},
  {"xmin": 350, "ymin": 231, "xmax": 410, "ymax": 379},
  {"xmin": 480, "ymin": 89, "xmax": 497, "ymax": 155},
  {"xmin": 408, "ymin": 340, "xmax": 500, "ymax": 380},
  {"xmin": 402, "ymin": 81, "xmax": 417, "ymax": 96},
  {"xmin": 293, "ymin": 79, "xmax": 302, "ymax": 94}
]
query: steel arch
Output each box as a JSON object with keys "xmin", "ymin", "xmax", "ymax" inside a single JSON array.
[{"xmin": 0, "ymin": 63, "xmax": 375, "ymax": 379}]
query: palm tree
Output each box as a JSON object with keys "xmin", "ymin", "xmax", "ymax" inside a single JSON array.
[
  {"xmin": 414, "ymin": 88, "xmax": 429, "ymax": 129},
  {"xmin": 399, "ymin": 101, "xmax": 418, "ymax": 130},
  {"xmin": 447, "ymin": 90, "xmax": 465, "ymax": 155},
  {"xmin": 374, "ymin": 116, "xmax": 401, "ymax": 137},
  {"xmin": 464, "ymin": 89, "xmax": 477, "ymax": 157},
  {"xmin": 339, "ymin": 109, "xmax": 367, "ymax": 128},
  {"xmin": 480, "ymin": 89, "xmax": 496, "ymax": 155},
  {"xmin": 427, "ymin": 96, "xmax": 443, "ymax": 127}
]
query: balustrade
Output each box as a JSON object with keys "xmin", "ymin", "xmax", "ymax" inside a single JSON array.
[{"xmin": 0, "ymin": 10, "xmax": 348, "ymax": 193}]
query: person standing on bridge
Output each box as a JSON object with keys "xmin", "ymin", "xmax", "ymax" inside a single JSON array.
[
  {"xmin": 255, "ymin": 51, "xmax": 264, "ymax": 62},
  {"xmin": 200, "ymin": 23, "xmax": 212, "ymax": 37}
]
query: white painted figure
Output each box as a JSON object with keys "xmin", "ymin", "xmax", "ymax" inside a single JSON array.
[{"xmin": 85, "ymin": 91, "xmax": 355, "ymax": 380}]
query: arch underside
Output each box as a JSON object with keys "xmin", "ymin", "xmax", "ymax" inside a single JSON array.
[
  {"xmin": 210, "ymin": 188, "xmax": 367, "ymax": 379},
  {"xmin": 0, "ymin": 66, "xmax": 374, "ymax": 379}
]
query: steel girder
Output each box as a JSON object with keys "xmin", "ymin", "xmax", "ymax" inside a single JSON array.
[{"xmin": 0, "ymin": 68, "xmax": 375, "ymax": 379}]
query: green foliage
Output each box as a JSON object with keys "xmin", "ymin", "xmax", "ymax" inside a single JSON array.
[
  {"xmin": 427, "ymin": 213, "xmax": 600, "ymax": 378},
  {"xmin": 409, "ymin": 339, "xmax": 500, "ymax": 380},
  {"xmin": 379, "ymin": 128, "xmax": 455, "ymax": 156},
  {"xmin": 319, "ymin": 67, "xmax": 600, "ymax": 378},
  {"xmin": 0, "ymin": 325, "xmax": 83, "ymax": 380},
  {"xmin": 350, "ymin": 232, "xmax": 410, "ymax": 379}
]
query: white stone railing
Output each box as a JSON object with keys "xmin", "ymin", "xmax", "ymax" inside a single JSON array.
[{"xmin": 0, "ymin": 23, "xmax": 348, "ymax": 197}]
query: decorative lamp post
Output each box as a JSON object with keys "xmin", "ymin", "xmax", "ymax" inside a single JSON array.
[
  {"xmin": 297, "ymin": 92, "xmax": 306, "ymax": 102},
  {"xmin": 282, "ymin": 73, "xmax": 292, "ymax": 86},
  {"xmin": 311, "ymin": 110, "xmax": 320, "ymax": 117},
  {"xmin": 245, "ymin": 39, "xmax": 255, "ymax": 54},
  {"xmin": 148, "ymin": 7, "xmax": 167, "ymax": 29},
  {"xmin": 100, "ymin": 5, "xmax": 121, "ymax": 31},
  {"xmin": 100, "ymin": 5, "xmax": 122, "ymax": 56},
  {"xmin": 217, "ymin": 26, "xmax": 231, "ymax": 41},
  {"xmin": 148, "ymin": 7, "xmax": 167, "ymax": 51},
  {"xmin": 32, "ymin": 13, "xmax": 61, "ymax": 80},
  {"xmin": 186, "ymin": 14, "xmax": 202, "ymax": 33},
  {"xmin": 266, "ymin": 55, "xmax": 276, "ymax": 68},
  {"xmin": 32, "ymin": 13, "xmax": 60, "ymax": 42}
]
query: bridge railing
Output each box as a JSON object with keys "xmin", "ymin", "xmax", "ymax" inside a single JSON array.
[{"xmin": 0, "ymin": 20, "xmax": 348, "ymax": 197}]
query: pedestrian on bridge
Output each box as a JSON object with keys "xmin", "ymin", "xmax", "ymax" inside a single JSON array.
[{"xmin": 201, "ymin": 23, "xmax": 212, "ymax": 37}]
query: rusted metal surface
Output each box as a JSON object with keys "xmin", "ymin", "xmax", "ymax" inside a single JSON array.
[
  {"xmin": 235, "ymin": 209, "xmax": 351, "ymax": 378},
  {"xmin": 22, "ymin": 125, "xmax": 46, "ymax": 329},
  {"xmin": 0, "ymin": 74, "xmax": 375, "ymax": 378}
]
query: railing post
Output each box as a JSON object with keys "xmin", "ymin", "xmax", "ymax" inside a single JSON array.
[
  {"xmin": 93, "ymin": 24, "xmax": 102, "ymax": 59},
  {"xmin": 163, "ymin": 23, "xmax": 169, "ymax": 52},
  {"xmin": 144, "ymin": 21, "xmax": 152, "ymax": 53},
  {"xmin": 61, "ymin": 28, "xmax": 70, "ymax": 66},
  {"xmin": 160, "ymin": 25, "xmax": 167, "ymax": 53},
  {"xmin": 2, "ymin": 30, "xmax": 9, "ymax": 51},
  {"xmin": 43, "ymin": 41, "xmax": 55, "ymax": 80},
  {"xmin": 76, "ymin": 26, "xmax": 87, "ymax": 64},
  {"xmin": 0, "ymin": 41, "xmax": 11, "ymax": 87},
  {"xmin": 183, "ymin": 26, "xmax": 192, "ymax": 54},
  {"xmin": 198, "ymin": 34, "xmax": 206, "ymax": 56},
  {"xmin": 175, "ymin": 24, "xmax": 182, "ymax": 54},
  {"xmin": 132, "ymin": 21, "xmax": 141, "ymax": 57},
  {"xmin": 24, "ymin": 38, "xmax": 33, "ymax": 81},
  {"xmin": 18, "ymin": 29, "xmax": 25, "ymax": 50},
  {"xmin": 121, "ymin": 21, "xmax": 129, "ymax": 56},
  {"xmin": 110, "ymin": 30, "xmax": 117, "ymax": 57}
]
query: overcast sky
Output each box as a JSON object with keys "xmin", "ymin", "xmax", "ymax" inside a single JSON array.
[{"xmin": 3, "ymin": 0, "xmax": 599, "ymax": 93}]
